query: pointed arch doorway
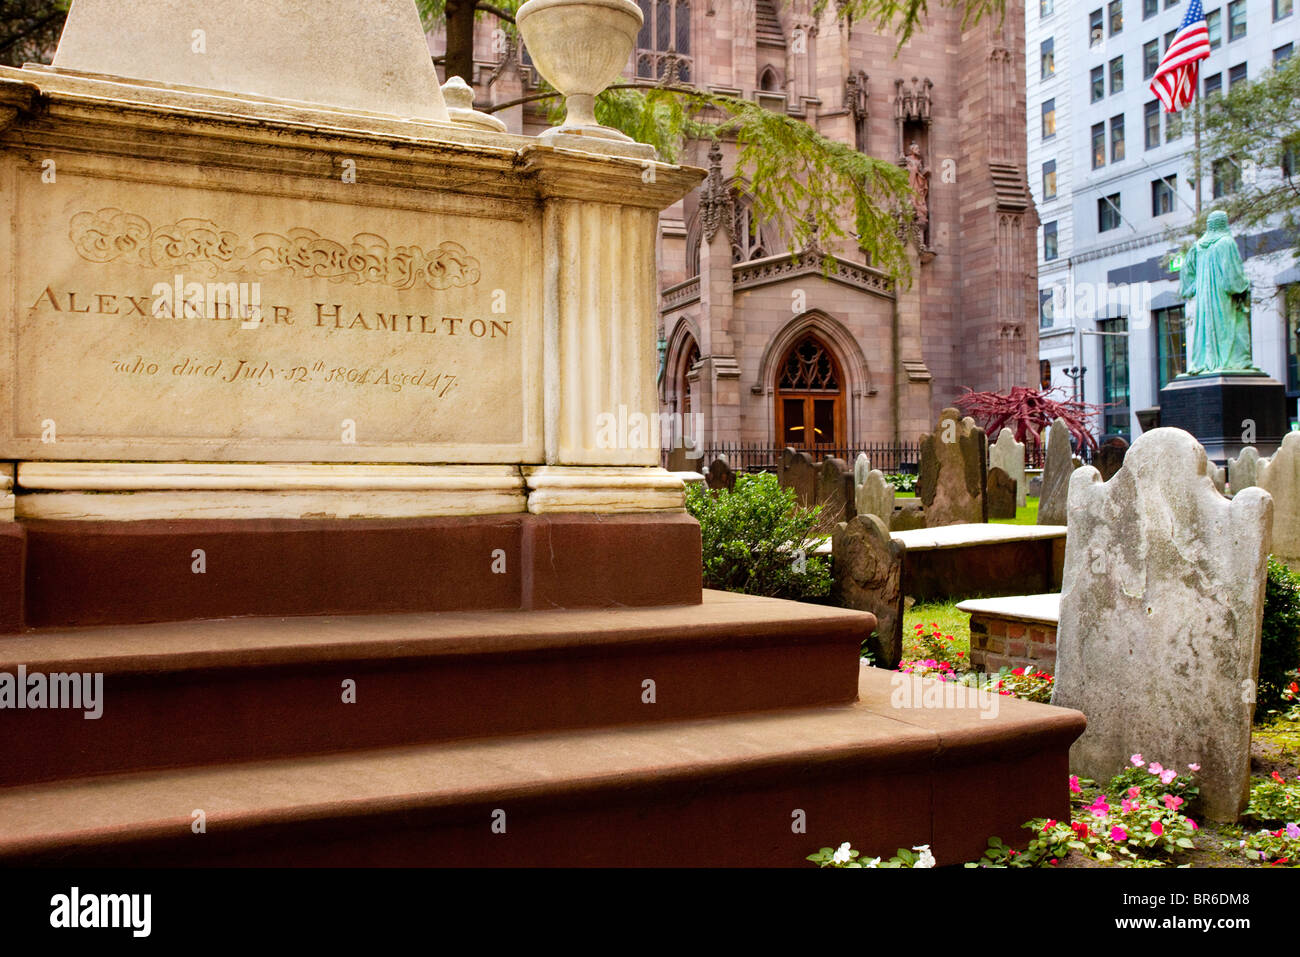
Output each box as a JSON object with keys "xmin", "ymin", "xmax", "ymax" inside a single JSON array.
[{"xmin": 774, "ymin": 334, "xmax": 846, "ymax": 449}]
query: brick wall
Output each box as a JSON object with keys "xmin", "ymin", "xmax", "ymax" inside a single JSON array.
[{"xmin": 968, "ymin": 613, "xmax": 1056, "ymax": 675}]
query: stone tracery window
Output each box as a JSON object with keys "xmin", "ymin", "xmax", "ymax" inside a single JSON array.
[
  {"xmin": 636, "ymin": 0, "xmax": 692, "ymax": 82},
  {"xmin": 775, "ymin": 334, "xmax": 845, "ymax": 447}
]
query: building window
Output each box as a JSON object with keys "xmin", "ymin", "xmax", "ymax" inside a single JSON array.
[
  {"xmin": 1109, "ymin": 0, "xmax": 1124, "ymax": 35},
  {"xmin": 776, "ymin": 335, "xmax": 845, "ymax": 449},
  {"xmin": 1111, "ymin": 113, "xmax": 1126, "ymax": 162},
  {"xmin": 1213, "ymin": 157, "xmax": 1241, "ymax": 197},
  {"xmin": 1110, "ymin": 55, "xmax": 1125, "ymax": 93},
  {"xmin": 1092, "ymin": 122, "xmax": 1106, "ymax": 168},
  {"xmin": 1040, "ymin": 359, "xmax": 1053, "ymax": 389},
  {"xmin": 1144, "ymin": 0, "xmax": 1158, "ymax": 17},
  {"xmin": 1090, "ymin": 7, "xmax": 1105, "ymax": 43},
  {"xmin": 1207, "ymin": 8, "xmax": 1222, "ymax": 47},
  {"xmin": 1099, "ymin": 316, "xmax": 1130, "ymax": 436},
  {"xmin": 1283, "ymin": 134, "xmax": 1299, "ymax": 178},
  {"xmin": 1204, "ymin": 71, "xmax": 1222, "ymax": 98},
  {"xmin": 1166, "ymin": 0, "xmax": 1179, "ymax": 6},
  {"xmin": 1164, "ymin": 28, "xmax": 1177, "ymax": 50},
  {"xmin": 1144, "ymin": 100, "xmax": 1161, "ymax": 148},
  {"xmin": 1155, "ymin": 306, "xmax": 1187, "ymax": 389},
  {"xmin": 1042, "ymin": 0, "xmax": 1055, "ymax": 15},
  {"xmin": 1040, "ymin": 289, "xmax": 1056, "ymax": 328},
  {"xmin": 1278, "ymin": 0, "xmax": 1295, "ymax": 20},
  {"xmin": 1286, "ymin": 286, "xmax": 1300, "ymax": 396},
  {"xmin": 1042, "ymin": 99, "xmax": 1057, "ymax": 138},
  {"xmin": 1276, "ymin": 43, "xmax": 1295, "ymax": 63},
  {"xmin": 1043, "ymin": 159, "xmax": 1058, "ymax": 199},
  {"xmin": 1143, "ymin": 39, "xmax": 1161, "ymax": 78},
  {"xmin": 635, "ymin": 0, "xmax": 692, "ymax": 81},
  {"xmin": 1099, "ymin": 193, "xmax": 1122, "ymax": 231},
  {"xmin": 1152, "ymin": 174, "xmax": 1177, "ymax": 214},
  {"xmin": 1229, "ymin": 62, "xmax": 1247, "ymax": 87},
  {"xmin": 1167, "ymin": 109, "xmax": 1183, "ymax": 140},
  {"xmin": 1042, "ymin": 38, "xmax": 1055, "ymax": 78},
  {"xmin": 1044, "ymin": 221, "xmax": 1059, "ymax": 260},
  {"xmin": 1091, "ymin": 65, "xmax": 1106, "ymax": 101},
  {"xmin": 1228, "ymin": 0, "xmax": 1247, "ymax": 40}
]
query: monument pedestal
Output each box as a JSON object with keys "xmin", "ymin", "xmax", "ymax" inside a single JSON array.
[{"xmin": 1157, "ymin": 373, "xmax": 1288, "ymax": 463}]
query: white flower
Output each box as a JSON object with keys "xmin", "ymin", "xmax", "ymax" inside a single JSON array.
[
  {"xmin": 833, "ymin": 842, "xmax": 852, "ymax": 864},
  {"xmin": 911, "ymin": 844, "xmax": 936, "ymax": 868},
  {"xmin": 863, "ymin": 857, "xmax": 881, "ymax": 868}
]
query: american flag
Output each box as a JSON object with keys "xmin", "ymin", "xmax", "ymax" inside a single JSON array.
[{"xmin": 1149, "ymin": 0, "xmax": 1212, "ymax": 112}]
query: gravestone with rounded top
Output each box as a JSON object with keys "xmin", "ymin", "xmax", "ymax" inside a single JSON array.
[
  {"xmin": 1051, "ymin": 428, "xmax": 1271, "ymax": 822},
  {"xmin": 989, "ymin": 427, "xmax": 1027, "ymax": 507},
  {"xmin": 917, "ymin": 408, "xmax": 987, "ymax": 526}
]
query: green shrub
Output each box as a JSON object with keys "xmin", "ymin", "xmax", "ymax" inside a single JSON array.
[
  {"xmin": 685, "ymin": 472, "xmax": 832, "ymax": 601},
  {"xmin": 1260, "ymin": 558, "xmax": 1300, "ymax": 719},
  {"xmin": 884, "ymin": 472, "xmax": 917, "ymax": 493}
]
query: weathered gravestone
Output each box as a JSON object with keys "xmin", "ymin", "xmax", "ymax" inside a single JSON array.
[
  {"xmin": 1051, "ymin": 428, "xmax": 1272, "ymax": 821},
  {"xmin": 917, "ymin": 408, "xmax": 987, "ymax": 526},
  {"xmin": 986, "ymin": 467, "xmax": 1017, "ymax": 519},
  {"xmin": 989, "ymin": 427, "xmax": 1027, "ymax": 508},
  {"xmin": 1228, "ymin": 446, "xmax": 1262, "ymax": 494},
  {"xmin": 1212, "ymin": 464, "xmax": 1227, "ymax": 496},
  {"xmin": 853, "ymin": 453, "xmax": 871, "ymax": 490},
  {"xmin": 778, "ymin": 448, "xmax": 818, "ymax": 510},
  {"xmin": 855, "ymin": 467, "xmax": 897, "ymax": 527},
  {"xmin": 1258, "ymin": 431, "xmax": 1300, "ymax": 565},
  {"xmin": 706, "ymin": 455, "xmax": 736, "ymax": 492},
  {"xmin": 665, "ymin": 444, "xmax": 704, "ymax": 474},
  {"xmin": 817, "ymin": 457, "xmax": 855, "ymax": 527},
  {"xmin": 1094, "ymin": 435, "xmax": 1129, "ymax": 482},
  {"xmin": 1035, "ymin": 419, "xmax": 1079, "ymax": 526},
  {"xmin": 832, "ymin": 514, "xmax": 904, "ymax": 668}
]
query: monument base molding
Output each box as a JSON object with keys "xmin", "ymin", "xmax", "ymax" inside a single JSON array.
[
  {"xmin": 1158, "ymin": 374, "xmax": 1289, "ymax": 463},
  {"xmin": 2, "ymin": 512, "xmax": 702, "ymax": 631}
]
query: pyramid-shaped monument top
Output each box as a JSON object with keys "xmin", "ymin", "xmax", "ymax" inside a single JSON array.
[{"xmin": 50, "ymin": 0, "xmax": 449, "ymax": 123}]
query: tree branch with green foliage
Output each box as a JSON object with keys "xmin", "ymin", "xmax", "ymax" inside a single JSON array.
[{"xmin": 1182, "ymin": 54, "xmax": 1300, "ymax": 270}]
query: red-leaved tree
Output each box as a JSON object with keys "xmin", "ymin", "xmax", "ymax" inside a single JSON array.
[{"xmin": 954, "ymin": 386, "xmax": 1103, "ymax": 454}]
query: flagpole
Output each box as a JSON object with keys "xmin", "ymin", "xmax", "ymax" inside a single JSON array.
[{"xmin": 1193, "ymin": 98, "xmax": 1202, "ymax": 217}]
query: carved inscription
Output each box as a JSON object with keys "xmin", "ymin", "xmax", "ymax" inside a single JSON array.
[{"xmin": 68, "ymin": 208, "xmax": 482, "ymax": 290}]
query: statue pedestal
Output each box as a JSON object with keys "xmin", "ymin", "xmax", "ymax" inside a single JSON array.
[{"xmin": 1158, "ymin": 373, "xmax": 1288, "ymax": 463}]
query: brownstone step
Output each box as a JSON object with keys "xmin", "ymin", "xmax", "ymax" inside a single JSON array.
[
  {"xmin": 0, "ymin": 668, "xmax": 1084, "ymax": 867},
  {"xmin": 0, "ymin": 591, "xmax": 870, "ymax": 787}
]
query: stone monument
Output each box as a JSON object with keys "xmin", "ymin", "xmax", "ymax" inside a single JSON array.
[
  {"xmin": 832, "ymin": 514, "xmax": 904, "ymax": 668},
  {"xmin": 989, "ymin": 427, "xmax": 1026, "ymax": 508},
  {"xmin": 1052, "ymin": 428, "xmax": 1270, "ymax": 821},
  {"xmin": 917, "ymin": 408, "xmax": 987, "ymax": 526},
  {"xmin": 0, "ymin": 0, "xmax": 1086, "ymax": 868},
  {"xmin": 1258, "ymin": 431, "xmax": 1300, "ymax": 566},
  {"xmin": 1158, "ymin": 212, "xmax": 1287, "ymax": 462},
  {"xmin": 1035, "ymin": 419, "xmax": 1078, "ymax": 526}
]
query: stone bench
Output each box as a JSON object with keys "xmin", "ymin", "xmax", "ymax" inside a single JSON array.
[
  {"xmin": 957, "ymin": 593, "xmax": 1060, "ymax": 674},
  {"xmin": 818, "ymin": 522, "xmax": 1066, "ymax": 602},
  {"xmin": 891, "ymin": 524, "xmax": 1065, "ymax": 602}
]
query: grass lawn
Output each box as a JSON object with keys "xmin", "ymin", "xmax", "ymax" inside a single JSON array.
[{"xmin": 891, "ymin": 490, "xmax": 1040, "ymax": 524}]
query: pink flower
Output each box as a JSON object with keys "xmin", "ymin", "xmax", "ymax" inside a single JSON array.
[
  {"xmin": 1151, "ymin": 820, "xmax": 1164, "ymax": 836},
  {"xmin": 1121, "ymin": 799, "xmax": 1137, "ymax": 813},
  {"xmin": 1130, "ymin": 753, "xmax": 1145, "ymax": 767},
  {"xmin": 1110, "ymin": 825, "xmax": 1129, "ymax": 842},
  {"xmin": 1147, "ymin": 762, "xmax": 1163, "ymax": 775},
  {"xmin": 1163, "ymin": 795, "xmax": 1184, "ymax": 811},
  {"xmin": 1127, "ymin": 787, "xmax": 1141, "ymax": 800},
  {"xmin": 1069, "ymin": 775, "xmax": 1082, "ymax": 794},
  {"xmin": 1188, "ymin": 819, "xmax": 1198, "ymax": 830},
  {"xmin": 1188, "ymin": 763, "xmax": 1200, "ymax": 772},
  {"xmin": 1088, "ymin": 796, "xmax": 1111, "ymax": 818},
  {"xmin": 1161, "ymin": 769, "xmax": 1177, "ymax": 785}
]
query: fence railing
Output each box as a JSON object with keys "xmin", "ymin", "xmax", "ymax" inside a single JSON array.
[
  {"xmin": 663, "ymin": 442, "xmax": 923, "ymax": 474},
  {"xmin": 663, "ymin": 439, "xmax": 1082, "ymax": 473}
]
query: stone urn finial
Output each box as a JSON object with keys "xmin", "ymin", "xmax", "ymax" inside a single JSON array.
[
  {"xmin": 516, "ymin": 0, "xmax": 642, "ymax": 143},
  {"xmin": 440, "ymin": 76, "xmax": 508, "ymax": 132}
]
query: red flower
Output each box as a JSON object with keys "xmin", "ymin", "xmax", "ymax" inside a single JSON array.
[{"xmin": 1273, "ymin": 771, "xmax": 1286, "ymax": 785}]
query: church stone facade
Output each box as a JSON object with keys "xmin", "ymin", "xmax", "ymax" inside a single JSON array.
[{"xmin": 440, "ymin": 0, "xmax": 1039, "ymax": 454}]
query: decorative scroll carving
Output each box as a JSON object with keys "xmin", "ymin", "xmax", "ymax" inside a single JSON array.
[{"xmin": 68, "ymin": 208, "xmax": 481, "ymax": 290}]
